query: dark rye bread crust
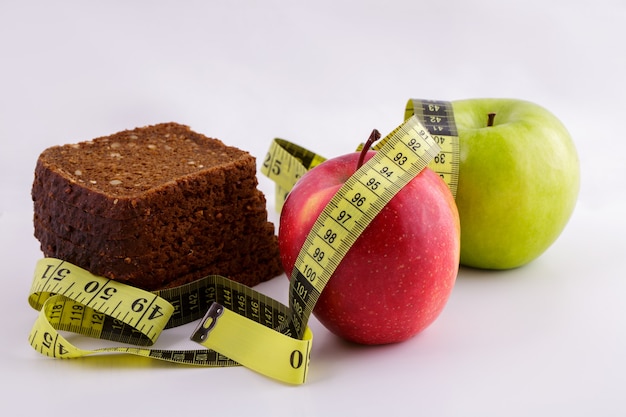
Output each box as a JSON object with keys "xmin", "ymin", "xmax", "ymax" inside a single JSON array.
[{"xmin": 32, "ymin": 123, "xmax": 283, "ymax": 290}]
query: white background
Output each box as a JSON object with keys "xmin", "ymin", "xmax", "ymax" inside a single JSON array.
[{"xmin": 1, "ymin": 1, "xmax": 625, "ymax": 416}]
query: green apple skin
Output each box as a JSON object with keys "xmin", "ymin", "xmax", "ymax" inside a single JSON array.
[{"xmin": 451, "ymin": 98, "xmax": 580, "ymax": 269}]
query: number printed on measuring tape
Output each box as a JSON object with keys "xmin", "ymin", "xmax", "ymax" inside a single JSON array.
[
  {"xmin": 404, "ymin": 99, "xmax": 459, "ymax": 198},
  {"xmin": 30, "ymin": 260, "xmax": 172, "ymax": 345},
  {"xmin": 261, "ymin": 138, "xmax": 327, "ymax": 210}
]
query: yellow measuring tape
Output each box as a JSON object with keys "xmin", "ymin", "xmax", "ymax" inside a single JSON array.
[
  {"xmin": 404, "ymin": 99, "xmax": 459, "ymax": 198},
  {"xmin": 262, "ymin": 139, "xmax": 327, "ymax": 211},
  {"xmin": 27, "ymin": 100, "xmax": 452, "ymax": 384},
  {"xmin": 264, "ymin": 99, "xmax": 459, "ymax": 209}
]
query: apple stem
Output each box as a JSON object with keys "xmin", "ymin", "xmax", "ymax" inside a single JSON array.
[
  {"xmin": 357, "ymin": 129, "xmax": 381, "ymax": 170},
  {"xmin": 487, "ymin": 112, "xmax": 496, "ymax": 127}
]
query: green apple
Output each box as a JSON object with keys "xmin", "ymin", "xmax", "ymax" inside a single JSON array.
[{"xmin": 451, "ymin": 98, "xmax": 580, "ymax": 269}]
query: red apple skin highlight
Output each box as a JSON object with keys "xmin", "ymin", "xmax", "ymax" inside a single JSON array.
[{"xmin": 278, "ymin": 151, "xmax": 460, "ymax": 345}]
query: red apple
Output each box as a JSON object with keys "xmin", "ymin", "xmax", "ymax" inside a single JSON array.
[{"xmin": 278, "ymin": 150, "xmax": 460, "ymax": 345}]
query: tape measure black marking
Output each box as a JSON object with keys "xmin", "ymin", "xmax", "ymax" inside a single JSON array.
[{"xmin": 404, "ymin": 99, "xmax": 459, "ymax": 198}]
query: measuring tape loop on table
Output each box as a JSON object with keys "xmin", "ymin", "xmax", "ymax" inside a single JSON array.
[
  {"xmin": 262, "ymin": 98, "xmax": 460, "ymax": 206},
  {"xmin": 28, "ymin": 258, "xmax": 311, "ymax": 383}
]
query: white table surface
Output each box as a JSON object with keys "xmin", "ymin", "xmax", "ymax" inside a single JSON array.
[{"xmin": 1, "ymin": 1, "xmax": 625, "ymax": 416}]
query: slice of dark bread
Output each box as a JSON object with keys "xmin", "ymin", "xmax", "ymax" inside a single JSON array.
[
  {"xmin": 34, "ymin": 221, "xmax": 282, "ymax": 290},
  {"xmin": 32, "ymin": 123, "xmax": 259, "ymax": 219},
  {"xmin": 32, "ymin": 122, "xmax": 283, "ymax": 290},
  {"xmin": 33, "ymin": 190, "xmax": 270, "ymax": 253}
]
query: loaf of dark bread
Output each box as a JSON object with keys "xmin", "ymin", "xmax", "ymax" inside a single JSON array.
[{"xmin": 32, "ymin": 122, "xmax": 283, "ymax": 290}]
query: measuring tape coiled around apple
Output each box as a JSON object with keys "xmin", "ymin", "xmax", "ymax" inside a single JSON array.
[
  {"xmin": 280, "ymin": 116, "xmax": 442, "ymax": 338},
  {"xmin": 28, "ymin": 258, "xmax": 295, "ymax": 367},
  {"xmin": 193, "ymin": 114, "xmax": 440, "ymax": 381},
  {"xmin": 27, "ymin": 105, "xmax": 443, "ymax": 385}
]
